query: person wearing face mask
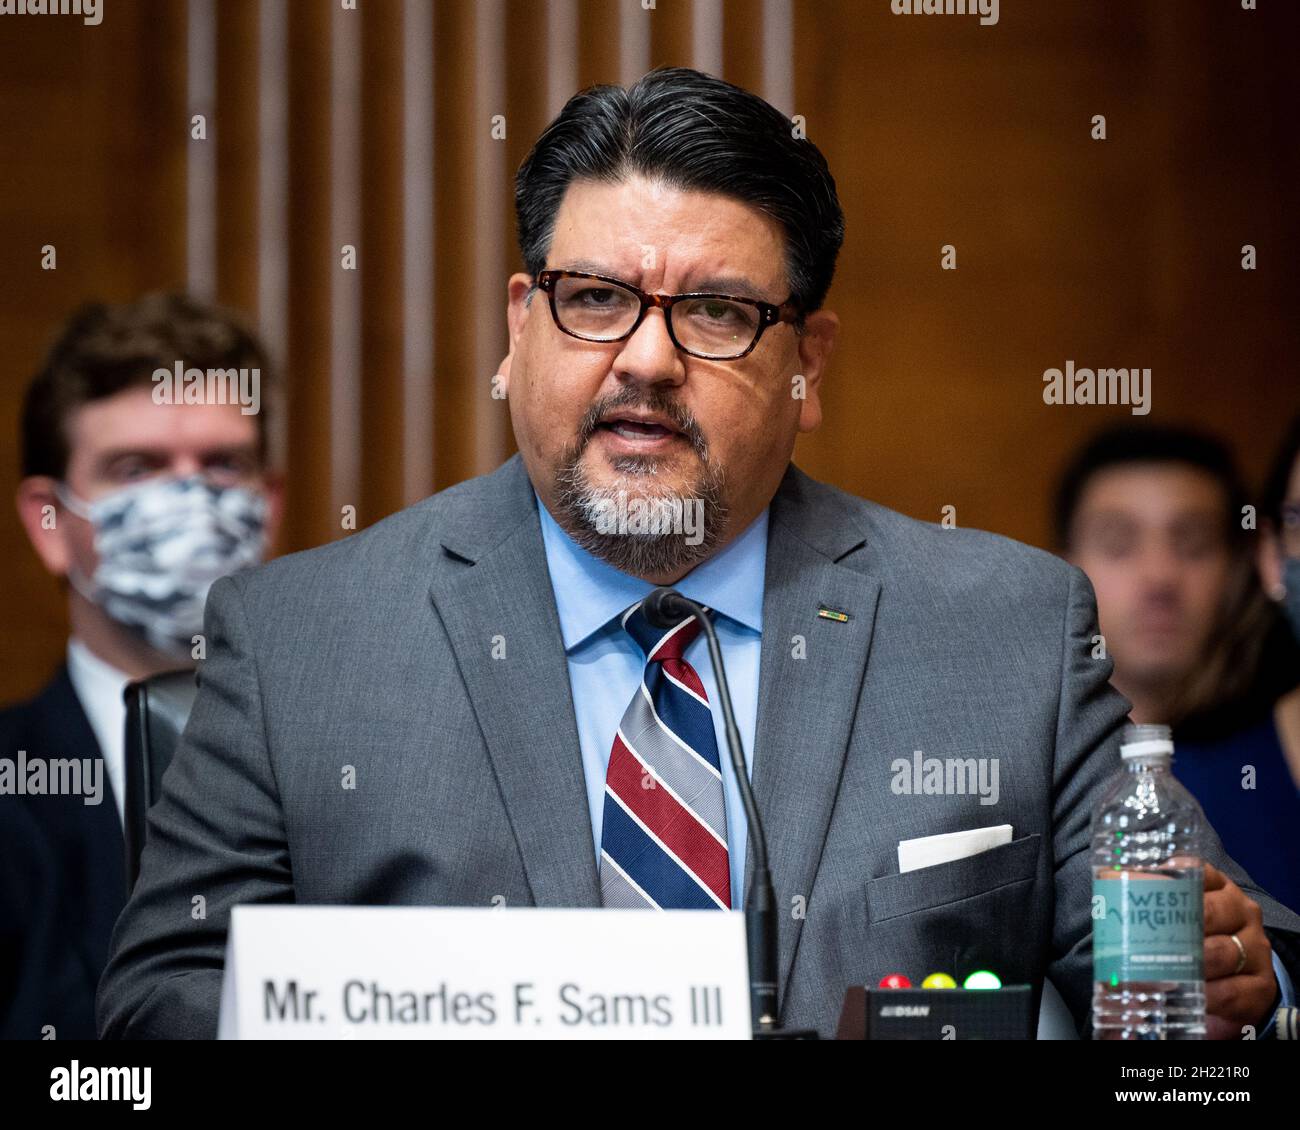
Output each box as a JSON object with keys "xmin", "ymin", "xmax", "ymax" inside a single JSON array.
[{"xmin": 0, "ymin": 293, "xmax": 282, "ymax": 1039}]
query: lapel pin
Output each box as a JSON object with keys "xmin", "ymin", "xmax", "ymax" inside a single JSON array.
[{"xmin": 817, "ymin": 605, "xmax": 850, "ymax": 623}]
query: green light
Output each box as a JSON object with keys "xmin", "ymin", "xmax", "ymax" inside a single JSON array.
[{"xmin": 963, "ymin": 971, "xmax": 1001, "ymax": 990}]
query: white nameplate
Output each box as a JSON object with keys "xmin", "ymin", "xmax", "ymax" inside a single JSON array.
[{"xmin": 217, "ymin": 906, "xmax": 752, "ymax": 1039}]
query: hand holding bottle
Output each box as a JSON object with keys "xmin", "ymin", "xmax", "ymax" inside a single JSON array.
[{"xmin": 1203, "ymin": 862, "xmax": 1279, "ymax": 1040}]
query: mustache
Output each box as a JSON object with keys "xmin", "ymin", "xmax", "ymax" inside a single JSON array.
[{"xmin": 573, "ymin": 389, "xmax": 708, "ymax": 459}]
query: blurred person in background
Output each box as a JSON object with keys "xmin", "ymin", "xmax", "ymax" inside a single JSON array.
[
  {"xmin": 0, "ymin": 293, "xmax": 282, "ymax": 1038},
  {"xmin": 1257, "ymin": 415, "xmax": 1300, "ymax": 741},
  {"xmin": 1256, "ymin": 414, "xmax": 1300, "ymax": 735},
  {"xmin": 1057, "ymin": 423, "xmax": 1300, "ymax": 913}
]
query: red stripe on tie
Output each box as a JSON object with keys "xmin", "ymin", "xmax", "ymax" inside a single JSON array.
[
  {"xmin": 607, "ymin": 736, "xmax": 730, "ymax": 907},
  {"xmin": 649, "ymin": 616, "xmax": 702, "ymax": 663},
  {"xmin": 661, "ymin": 657, "xmax": 707, "ymax": 701}
]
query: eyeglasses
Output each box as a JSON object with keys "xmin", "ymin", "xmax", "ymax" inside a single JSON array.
[{"xmin": 534, "ymin": 269, "xmax": 802, "ymax": 361}]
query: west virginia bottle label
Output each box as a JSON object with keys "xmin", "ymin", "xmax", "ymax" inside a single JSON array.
[{"xmin": 1093, "ymin": 874, "xmax": 1204, "ymax": 985}]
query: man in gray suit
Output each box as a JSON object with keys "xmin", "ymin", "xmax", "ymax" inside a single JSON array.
[{"xmin": 98, "ymin": 67, "xmax": 1299, "ymax": 1039}]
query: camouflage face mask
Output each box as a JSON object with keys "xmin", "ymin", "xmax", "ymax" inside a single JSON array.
[{"xmin": 57, "ymin": 474, "xmax": 267, "ymax": 657}]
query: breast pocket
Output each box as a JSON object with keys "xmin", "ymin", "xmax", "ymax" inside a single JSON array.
[{"xmin": 865, "ymin": 832, "xmax": 1042, "ymax": 924}]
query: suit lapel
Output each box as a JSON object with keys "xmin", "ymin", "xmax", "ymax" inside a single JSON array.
[
  {"xmin": 748, "ymin": 466, "xmax": 881, "ymax": 1007},
  {"xmin": 31, "ymin": 668, "xmax": 127, "ymax": 976},
  {"xmin": 428, "ymin": 457, "xmax": 601, "ymax": 908}
]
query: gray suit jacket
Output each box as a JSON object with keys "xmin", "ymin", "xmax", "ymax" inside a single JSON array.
[{"xmin": 97, "ymin": 455, "xmax": 1300, "ymax": 1038}]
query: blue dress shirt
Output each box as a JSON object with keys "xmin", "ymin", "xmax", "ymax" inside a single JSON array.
[{"xmin": 537, "ymin": 495, "xmax": 766, "ymax": 910}]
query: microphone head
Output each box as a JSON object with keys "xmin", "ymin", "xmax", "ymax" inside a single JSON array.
[{"xmin": 643, "ymin": 587, "xmax": 690, "ymax": 628}]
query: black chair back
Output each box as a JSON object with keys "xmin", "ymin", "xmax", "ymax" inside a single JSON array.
[{"xmin": 122, "ymin": 670, "xmax": 198, "ymax": 890}]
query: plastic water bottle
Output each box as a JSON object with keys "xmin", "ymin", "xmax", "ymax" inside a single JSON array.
[{"xmin": 1091, "ymin": 723, "xmax": 1207, "ymax": 1039}]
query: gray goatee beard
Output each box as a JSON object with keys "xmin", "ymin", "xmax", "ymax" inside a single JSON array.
[{"xmin": 551, "ymin": 396, "xmax": 728, "ymax": 579}]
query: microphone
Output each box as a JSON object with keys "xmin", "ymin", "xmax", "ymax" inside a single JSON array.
[{"xmin": 643, "ymin": 587, "xmax": 809, "ymax": 1038}]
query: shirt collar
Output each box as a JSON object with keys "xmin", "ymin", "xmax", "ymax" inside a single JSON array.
[
  {"xmin": 536, "ymin": 493, "xmax": 767, "ymax": 651},
  {"xmin": 66, "ymin": 636, "xmax": 132, "ymax": 698}
]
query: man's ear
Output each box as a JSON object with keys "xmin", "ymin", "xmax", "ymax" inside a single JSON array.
[
  {"xmin": 16, "ymin": 476, "xmax": 73, "ymax": 576},
  {"xmin": 500, "ymin": 273, "xmax": 537, "ymax": 396},
  {"xmin": 794, "ymin": 309, "xmax": 839, "ymax": 434}
]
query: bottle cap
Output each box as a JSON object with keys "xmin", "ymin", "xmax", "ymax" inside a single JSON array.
[{"xmin": 1120, "ymin": 722, "xmax": 1173, "ymax": 760}]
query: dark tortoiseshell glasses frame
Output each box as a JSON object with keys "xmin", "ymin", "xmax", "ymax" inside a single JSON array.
[{"xmin": 533, "ymin": 269, "xmax": 803, "ymax": 360}]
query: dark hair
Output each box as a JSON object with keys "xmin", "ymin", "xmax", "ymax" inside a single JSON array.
[
  {"xmin": 1053, "ymin": 424, "xmax": 1247, "ymax": 551},
  {"xmin": 20, "ymin": 291, "xmax": 272, "ymax": 479},
  {"xmin": 1261, "ymin": 412, "xmax": 1300, "ymax": 529},
  {"xmin": 514, "ymin": 66, "xmax": 844, "ymax": 319}
]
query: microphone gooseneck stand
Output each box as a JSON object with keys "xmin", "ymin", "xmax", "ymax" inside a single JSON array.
[{"xmin": 642, "ymin": 587, "xmax": 816, "ymax": 1039}]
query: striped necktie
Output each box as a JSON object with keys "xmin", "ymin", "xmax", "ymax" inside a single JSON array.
[{"xmin": 599, "ymin": 600, "xmax": 731, "ymax": 910}]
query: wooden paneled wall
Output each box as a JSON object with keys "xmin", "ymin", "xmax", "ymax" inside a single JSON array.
[{"xmin": 0, "ymin": 0, "xmax": 1296, "ymax": 703}]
